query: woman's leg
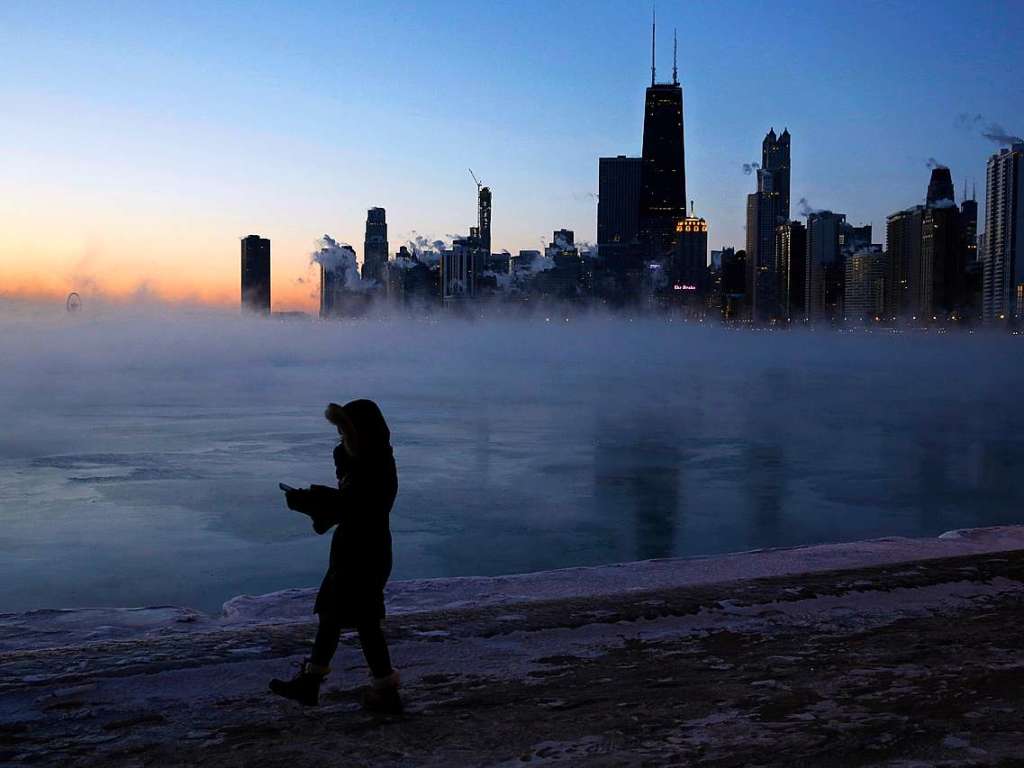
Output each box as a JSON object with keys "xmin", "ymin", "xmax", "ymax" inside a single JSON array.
[
  {"xmin": 310, "ymin": 614, "xmax": 342, "ymax": 671},
  {"xmin": 356, "ymin": 621, "xmax": 393, "ymax": 679},
  {"xmin": 269, "ymin": 615, "xmax": 339, "ymax": 705}
]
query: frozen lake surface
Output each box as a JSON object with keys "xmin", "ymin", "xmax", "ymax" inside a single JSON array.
[{"xmin": 2, "ymin": 302, "xmax": 1023, "ymax": 613}]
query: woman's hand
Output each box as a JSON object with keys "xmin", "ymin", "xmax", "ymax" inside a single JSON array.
[
  {"xmin": 285, "ymin": 488, "xmax": 335, "ymax": 534},
  {"xmin": 285, "ymin": 488, "xmax": 311, "ymax": 512}
]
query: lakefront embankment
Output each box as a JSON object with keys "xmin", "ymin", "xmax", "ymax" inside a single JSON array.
[{"xmin": 4, "ymin": 526, "xmax": 1024, "ymax": 766}]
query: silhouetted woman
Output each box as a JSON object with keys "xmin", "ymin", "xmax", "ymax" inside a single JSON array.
[{"xmin": 270, "ymin": 399, "xmax": 400, "ymax": 713}]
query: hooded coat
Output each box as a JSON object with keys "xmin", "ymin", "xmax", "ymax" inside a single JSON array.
[{"xmin": 299, "ymin": 399, "xmax": 396, "ymax": 626}]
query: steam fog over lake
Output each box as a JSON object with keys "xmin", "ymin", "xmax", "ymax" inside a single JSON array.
[{"xmin": 2, "ymin": 301, "xmax": 1023, "ymax": 613}]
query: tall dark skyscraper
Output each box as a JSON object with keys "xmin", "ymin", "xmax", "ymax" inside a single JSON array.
[
  {"xmin": 926, "ymin": 166, "xmax": 955, "ymax": 205},
  {"xmin": 960, "ymin": 190, "xmax": 981, "ymax": 321},
  {"xmin": 961, "ymin": 192, "xmax": 978, "ymax": 263},
  {"xmin": 885, "ymin": 206, "xmax": 924, "ymax": 319},
  {"xmin": 922, "ymin": 202, "xmax": 963, "ymax": 319},
  {"xmin": 598, "ymin": 155, "xmax": 642, "ymax": 269},
  {"xmin": 240, "ymin": 234, "xmax": 271, "ymax": 314},
  {"xmin": 776, "ymin": 220, "xmax": 807, "ymax": 321},
  {"xmin": 805, "ymin": 210, "xmax": 846, "ymax": 322},
  {"xmin": 362, "ymin": 207, "xmax": 388, "ymax": 284},
  {"xmin": 746, "ymin": 168, "xmax": 782, "ymax": 321},
  {"xmin": 478, "ymin": 186, "xmax": 492, "ymax": 255},
  {"xmin": 638, "ymin": 24, "xmax": 686, "ymax": 260},
  {"xmin": 762, "ymin": 128, "xmax": 791, "ymax": 221}
]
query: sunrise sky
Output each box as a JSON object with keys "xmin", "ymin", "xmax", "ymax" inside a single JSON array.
[{"xmin": 1, "ymin": 0, "xmax": 1022, "ymax": 311}]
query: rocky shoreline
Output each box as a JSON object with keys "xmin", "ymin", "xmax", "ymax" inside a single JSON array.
[{"xmin": 3, "ymin": 526, "xmax": 1024, "ymax": 766}]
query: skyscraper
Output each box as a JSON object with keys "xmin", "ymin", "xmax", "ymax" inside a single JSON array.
[
  {"xmin": 885, "ymin": 206, "xmax": 924, "ymax": 319},
  {"xmin": 776, "ymin": 220, "xmax": 807, "ymax": 321},
  {"xmin": 597, "ymin": 155, "xmax": 642, "ymax": 270},
  {"xmin": 442, "ymin": 237, "xmax": 478, "ymax": 306},
  {"xmin": 960, "ymin": 190, "xmax": 981, "ymax": 321},
  {"xmin": 921, "ymin": 202, "xmax": 963, "ymax": 320},
  {"xmin": 670, "ymin": 214, "xmax": 708, "ymax": 302},
  {"xmin": 762, "ymin": 128, "xmax": 791, "ymax": 221},
  {"xmin": 845, "ymin": 246, "xmax": 886, "ymax": 323},
  {"xmin": 638, "ymin": 25, "xmax": 686, "ymax": 261},
  {"xmin": 982, "ymin": 142, "xmax": 1024, "ymax": 324},
  {"xmin": 961, "ymin": 193, "xmax": 978, "ymax": 264},
  {"xmin": 745, "ymin": 168, "xmax": 782, "ymax": 321},
  {"xmin": 240, "ymin": 235, "xmax": 271, "ymax": 314},
  {"xmin": 362, "ymin": 207, "xmax": 388, "ymax": 284},
  {"xmin": 926, "ymin": 166, "xmax": 956, "ymax": 206},
  {"xmin": 805, "ymin": 211, "xmax": 846, "ymax": 323},
  {"xmin": 478, "ymin": 186, "xmax": 492, "ymax": 256}
]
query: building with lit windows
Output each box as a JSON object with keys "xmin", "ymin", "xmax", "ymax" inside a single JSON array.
[
  {"xmin": 982, "ymin": 143, "xmax": 1024, "ymax": 324},
  {"xmin": 670, "ymin": 215, "xmax": 708, "ymax": 303},
  {"xmin": 638, "ymin": 27, "xmax": 686, "ymax": 262},
  {"xmin": 885, "ymin": 206, "xmax": 924, "ymax": 320},
  {"xmin": 845, "ymin": 246, "xmax": 886, "ymax": 323}
]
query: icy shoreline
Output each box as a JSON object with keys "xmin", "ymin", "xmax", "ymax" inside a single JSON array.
[
  {"xmin": 5, "ymin": 524, "xmax": 1024, "ymax": 766},
  {"xmin": 5, "ymin": 524, "xmax": 1024, "ymax": 654}
]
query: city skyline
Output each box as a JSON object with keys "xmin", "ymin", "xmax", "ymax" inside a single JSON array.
[{"xmin": 1, "ymin": 1, "xmax": 1022, "ymax": 312}]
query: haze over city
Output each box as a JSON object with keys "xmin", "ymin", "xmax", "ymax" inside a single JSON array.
[{"xmin": 2, "ymin": 0, "xmax": 1022, "ymax": 311}]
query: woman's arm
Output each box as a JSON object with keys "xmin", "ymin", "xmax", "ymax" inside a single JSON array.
[{"xmin": 299, "ymin": 480, "xmax": 364, "ymax": 533}]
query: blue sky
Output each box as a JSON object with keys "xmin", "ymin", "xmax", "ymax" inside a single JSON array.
[{"xmin": 1, "ymin": 0, "xmax": 1022, "ymax": 308}]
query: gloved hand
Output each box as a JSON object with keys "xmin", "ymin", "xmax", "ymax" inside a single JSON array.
[
  {"xmin": 284, "ymin": 488, "xmax": 311, "ymax": 512},
  {"xmin": 285, "ymin": 488, "xmax": 334, "ymax": 534}
]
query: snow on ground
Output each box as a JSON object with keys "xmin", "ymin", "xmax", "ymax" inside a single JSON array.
[
  {"xmin": 5, "ymin": 525, "xmax": 1024, "ymax": 653},
  {"xmin": 4, "ymin": 525, "xmax": 1024, "ymax": 766}
]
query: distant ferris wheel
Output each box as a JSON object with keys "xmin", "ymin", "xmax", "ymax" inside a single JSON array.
[{"xmin": 66, "ymin": 292, "xmax": 82, "ymax": 313}]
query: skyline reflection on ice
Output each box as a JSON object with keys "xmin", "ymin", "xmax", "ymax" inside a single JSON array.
[{"xmin": 2, "ymin": 299, "xmax": 1023, "ymax": 613}]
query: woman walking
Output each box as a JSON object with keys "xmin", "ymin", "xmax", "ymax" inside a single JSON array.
[{"xmin": 270, "ymin": 399, "xmax": 400, "ymax": 714}]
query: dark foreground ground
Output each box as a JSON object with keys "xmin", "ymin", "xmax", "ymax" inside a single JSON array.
[{"xmin": 3, "ymin": 549, "xmax": 1024, "ymax": 767}]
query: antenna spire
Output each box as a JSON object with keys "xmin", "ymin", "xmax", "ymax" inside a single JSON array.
[
  {"xmin": 650, "ymin": 4, "xmax": 656, "ymax": 86},
  {"xmin": 672, "ymin": 28, "xmax": 678, "ymax": 84}
]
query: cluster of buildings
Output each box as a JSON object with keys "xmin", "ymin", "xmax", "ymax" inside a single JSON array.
[
  {"xmin": 240, "ymin": 22, "xmax": 1024, "ymax": 329},
  {"xmin": 718, "ymin": 138, "xmax": 1024, "ymax": 327}
]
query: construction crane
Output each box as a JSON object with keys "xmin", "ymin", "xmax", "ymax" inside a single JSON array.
[{"xmin": 468, "ymin": 168, "xmax": 482, "ymax": 193}]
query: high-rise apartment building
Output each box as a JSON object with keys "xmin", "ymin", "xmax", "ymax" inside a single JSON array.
[
  {"xmin": 982, "ymin": 143, "xmax": 1024, "ymax": 323},
  {"xmin": 845, "ymin": 246, "xmax": 886, "ymax": 322}
]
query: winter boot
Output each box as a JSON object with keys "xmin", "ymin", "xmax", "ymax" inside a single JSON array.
[
  {"xmin": 361, "ymin": 669, "xmax": 402, "ymax": 714},
  {"xmin": 269, "ymin": 660, "xmax": 328, "ymax": 706}
]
